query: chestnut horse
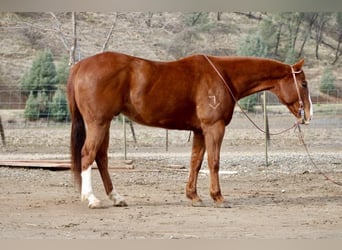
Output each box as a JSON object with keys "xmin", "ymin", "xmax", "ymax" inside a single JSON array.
[{"xmin": 67, "ymin": 51, "xmax": 312, "ymax": 208}]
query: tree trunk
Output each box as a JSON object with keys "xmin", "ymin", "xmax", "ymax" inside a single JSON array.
[
  {"xmin": 315, "ymin": 23, "xmax": 323, "ymax": 59},
  {"xmin": 274, "ymin": 24, "xmax": 282, "ymax": 56},
  {"xmin": 292, "ymin": 17, "xmax": 303, "ymax": 50},
  {"xmin": 332, "ymin": 32, "xmax": 342, "ymax": 65},
  {"xmin": 217, "ymin": 12, "xmax": 222, "ymax": 21},
  {"xmin": 49, "ymin": 12, "xmax": 78, "ymax": 65},
  {"xmin": 0, "ymin": 116, "xmax": 5, "ymax": 146},
  {"xmin": 298, "ymin": 13, "xmax": 318, "ymax": 58},
  {"xmin": 315, "ymin": 14, "xmax": 330, "ymax": 60}
]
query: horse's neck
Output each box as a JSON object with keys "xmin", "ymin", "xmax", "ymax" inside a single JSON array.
[{"xmin": 217, "ymin": 57, "xmax": 289, "ymax": 99}]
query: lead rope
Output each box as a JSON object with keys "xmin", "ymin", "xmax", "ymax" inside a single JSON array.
[
  {"xmin": 295, "ymin": 123, "xmax": 342, "ymax": 186},
  {"xmin": 204, "ymin": 55, "xmax": 297, "ymax": 135},
  {"xmin": 204, "ymin": 55, "xmax": 342, "ymax": 186},
  {"xmin": 292, "ymin": 68, "xmax": 341, "ymax": 186}
]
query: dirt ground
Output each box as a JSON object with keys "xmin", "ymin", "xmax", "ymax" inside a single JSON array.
[{"xmin": 0, "ymin": 113, "xmax": 341, "ymax": 239}]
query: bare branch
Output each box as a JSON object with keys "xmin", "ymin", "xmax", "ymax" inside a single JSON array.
[
  {"xmin": 101, "ymin": 13, "xmax": 118, "ymax": 52},
  {"xmin": 49, "ymin": 12, "xmax": 71, "ymax": 54}
]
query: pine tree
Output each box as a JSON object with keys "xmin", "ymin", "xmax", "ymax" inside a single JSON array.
[
  {"xmin": 24, "ymin": 91, "xmax": 39, "ymax": 121},
  {"xmin": 56, "ymin": 56, "xmax": 70, "ymax": 85},
  {"xmin": 21, "ymin": 49, "xmax": 61, "ymax": 121},
  {"xmin": 36, "ymin": 91, "xmax": 49, "ymax": 118},
  {"xmin": 50, "ymin": 88, "xmax": 69, "ymax": 122},
  {"xmin": 21, "ymin": 49, "xmax": 58, "ymax": 96}
]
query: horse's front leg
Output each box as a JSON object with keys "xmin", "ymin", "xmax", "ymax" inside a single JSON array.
[
  {"xmin": 96, "ymin": 127, "xmax": 127, "ymax": 207},
  {"xmin": 204, "ymin": 121, "xmax": 230, "ymax": 208},
  {"xmin": 186, "ymin": 131, "xmax": 206, "ymax": 207}
]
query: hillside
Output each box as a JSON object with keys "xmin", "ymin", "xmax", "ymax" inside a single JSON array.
[{"xmin": 0, "ymin": 12, "xmax": 341, "ymax": 108}]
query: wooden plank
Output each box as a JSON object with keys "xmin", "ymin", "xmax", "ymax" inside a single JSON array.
[
  {"xmin": 0, "ymin": 159, "xmax": 134, "ymax": 170},
  {"xmin": 0, "ymin": 160, "xmax": 70, "ymax": 170}
]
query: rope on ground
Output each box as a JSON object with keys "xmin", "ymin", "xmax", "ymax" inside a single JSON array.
[{"xmin": 295, "ymin": 123, "xmax": 342, "ymax": 186}]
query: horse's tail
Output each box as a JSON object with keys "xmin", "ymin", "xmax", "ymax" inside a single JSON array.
[{"xmin": 67, "ymin": 63, "xmax": 85, "ymax": 190}]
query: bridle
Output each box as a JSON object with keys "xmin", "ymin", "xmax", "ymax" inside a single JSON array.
[{"xmin": 290, "ymin": 66, "xmax": 306, "ymax": 123}]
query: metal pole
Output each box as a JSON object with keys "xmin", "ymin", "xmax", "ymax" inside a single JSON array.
[
  {"xmin": 123, "ymin": 115, "xmax": 127, "ymax": 160},
  {"xmin": 165, "ymin": 129, "xmax": 169, "ymax": 152},
  {"xmin": 263, "ymin": 91, "xmax": 269, "ymax": 166}
]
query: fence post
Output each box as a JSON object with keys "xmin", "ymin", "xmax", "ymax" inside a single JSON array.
[
  {"xmin": 263, "ymin": 91, "xmax": 270, "ymax": 166},
  {"xmin": 0, "ymin": 116, "xmax": 5, "ymax": 146},
  {"xmin": 123, "ymin": 115, "xmax": 127, "ymax": 160}
]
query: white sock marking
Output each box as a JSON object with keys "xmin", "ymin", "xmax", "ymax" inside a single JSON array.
[
  {"xmin": 109, "ymin": 188, "xmax": 125, "ymax": 204},
  {"xmin": 81, "ymin": 166, "xmax": 101, "ymax": 208},
  {"xmin": 81, "ymin": 167, "xmax": 93, "ymax": 198}
]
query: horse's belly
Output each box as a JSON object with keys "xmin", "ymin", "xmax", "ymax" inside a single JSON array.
[{"xmin": 122, "ymin": 106, "xmax": 198, "ymax": 131}]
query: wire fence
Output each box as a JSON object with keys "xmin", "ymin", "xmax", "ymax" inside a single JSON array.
[
  {"xmin": 1, "ymin": 87, "xmax": 342, "ymax": 127},
  {"xmin": 0, "ymin": 87, "xmax": 342, "ymax": 157}
]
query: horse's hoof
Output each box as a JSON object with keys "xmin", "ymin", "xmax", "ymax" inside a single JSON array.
[
  {"xmin": 114, "ymin": 200, "xmax": 128, "ymax": 207},
  {"xmin": 213, "ymin": 201, "xmax": 231, "ymax": 208},
  {"xmin": 88, "ymin": 200, "xmax": 102, "ymax": 209},
  {"xmin": 191, "ymin": 199, "xmax": 205, "ymax": 207}
]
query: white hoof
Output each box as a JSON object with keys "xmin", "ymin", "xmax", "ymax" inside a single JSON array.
[
  {"xmin": 82, "ymin": 194, "xmax": 102, "ymax": 209},
  {"xmin": 109, "ymin": 191, "xmax": 128, "ymax": 207},
  {"xmin": 88, "ymin": 198, "xmax": 102, "ymax": 209},
  {"xmin": 114, "ymin": 199, "xmax": 128, "ymax": 207}
]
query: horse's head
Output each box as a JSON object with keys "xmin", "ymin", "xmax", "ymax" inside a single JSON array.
[{"xmin": 274, "ymin": 59, "xmax": 313, "ymax": 125}]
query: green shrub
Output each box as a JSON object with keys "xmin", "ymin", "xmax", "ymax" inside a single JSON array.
[
  {"xmin": 237, "ymin": 33, "xmax": 268, "ymax": 58},
  {"xmin": 284, "ymin": 48, "xmax": 297, "ymax": 64},
  {"xmin": 320, "ymin": 66, "xmax": 336, "ymax": 95},
  {"xmin": 50, "ymin": 88, "xmax": 70, "ymax": 122},
  {"xmin": 239, "ymin": 94, "xmax": 258, "ymax": 112}
]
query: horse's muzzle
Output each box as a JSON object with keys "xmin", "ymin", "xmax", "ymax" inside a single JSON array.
[
  {"xmin": 298, "ymin": 108, "xmax": 311, "ymax": 125},
  {"xmin": 298, "ymin": 116, "xmax": 311, "ymax": 125}
]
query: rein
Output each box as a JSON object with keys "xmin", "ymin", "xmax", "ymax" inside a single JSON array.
[
  {"xmin": 203, "ymin": 55, "xmax": 297, "ymax": 135},
  {"xmin": 204, "ymin": 55, "xmax": 342, "ymax": 187}
]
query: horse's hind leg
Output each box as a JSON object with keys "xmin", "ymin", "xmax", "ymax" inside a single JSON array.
[
  {"xmin": 80, "ymin": 122, "xmax": 109, "ymax": 208},
  {"xmin": 96, "ymin": 127, "xmax": 127, "ymax": 207}
]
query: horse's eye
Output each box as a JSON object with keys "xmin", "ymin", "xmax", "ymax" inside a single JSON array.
[{"xmin": 301, "ymin": 80, "xmax": 308, "ymax": 88}]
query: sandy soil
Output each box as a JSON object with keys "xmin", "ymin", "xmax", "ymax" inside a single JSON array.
[{"xmin": 0, "ymin": 113, "xmax": 341, "ymax": 239}]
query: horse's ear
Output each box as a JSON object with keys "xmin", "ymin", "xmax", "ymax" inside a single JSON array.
[{"xmin": 292, "ymin": 59, "xmax": 304, "ymax": 71}]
